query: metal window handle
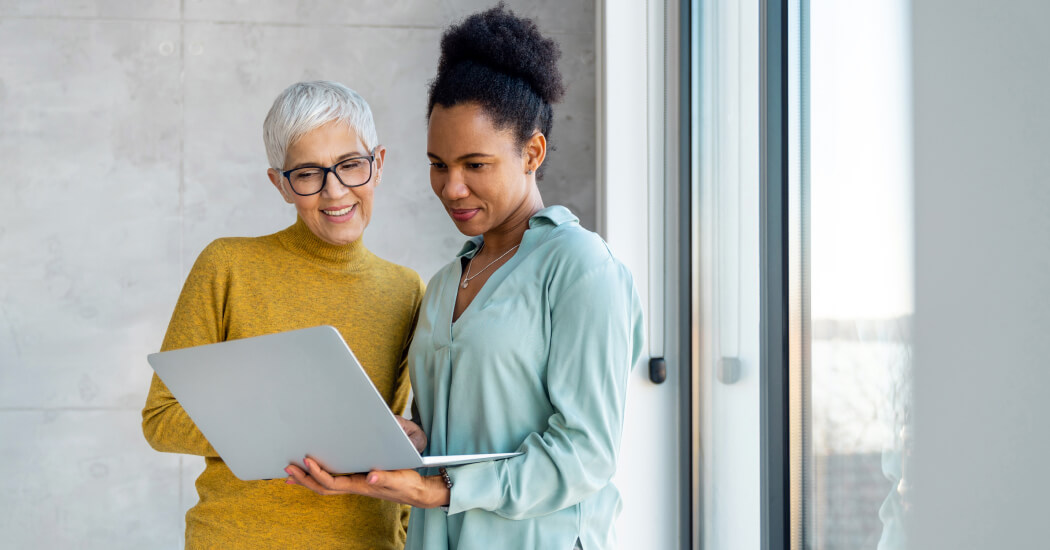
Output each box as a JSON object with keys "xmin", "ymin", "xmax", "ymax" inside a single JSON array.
[
  {"xmin": 718, "ymin": 357, "xmax": 741, "ymax": 384},
  {"xmin": 649, "ymin": 357, "xmax": 667, "ymax": 384}
]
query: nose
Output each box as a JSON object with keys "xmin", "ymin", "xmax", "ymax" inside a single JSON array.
[
  {"xmin": 441, "ymin": 169, "xmax": 470, "ymax": 201},
  {"xmin": 320, "ymin": 170, "xmax": 350, "ymax": 199}
]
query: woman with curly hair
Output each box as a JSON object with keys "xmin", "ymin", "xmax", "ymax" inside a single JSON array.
[{"xmin": 286, "ymin": 6, "xmax": 643, "ymax": 549}]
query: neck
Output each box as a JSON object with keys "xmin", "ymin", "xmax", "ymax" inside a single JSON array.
[
  {"xmin": 278, "ymin": 216, "xmax": 370, "ymax": 271},
  {"xmin": 481, "ymin": 193, "xmax": 544, "ymax": 253}
]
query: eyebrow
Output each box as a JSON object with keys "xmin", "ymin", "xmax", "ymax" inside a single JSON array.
[
  {"xmin": 287, "ymin": 151, "xmax": 369, "ymax": 171},
  {"xmin": 426, "ymin": 152, "xmax": 496, "ymax": 162}
]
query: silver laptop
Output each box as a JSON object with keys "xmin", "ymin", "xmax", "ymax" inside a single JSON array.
[{"xmin": 147, "ymin": 325, "xmax": 520, "ymax": 480}]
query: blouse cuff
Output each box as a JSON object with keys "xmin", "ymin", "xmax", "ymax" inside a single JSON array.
[{"xmin": 446, "ymin": 460, "xmax": 500, "ymax": 515}]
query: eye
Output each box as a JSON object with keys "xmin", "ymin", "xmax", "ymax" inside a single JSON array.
[
  {"xmin": 429, "ymin": 162, "xmax": 447, "ymax": 170},
  {"xmin": 467, "ymin": 163, "xmax": 485, "ymax": 169},
  {"xmin": 338, "ymin": 160, "xmax": 365, "ymax": 170},
  {"xmin": 294, "ymin": 169, "xmax": 321, "ymax": 179}
]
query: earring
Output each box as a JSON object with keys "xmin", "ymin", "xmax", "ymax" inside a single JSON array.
[{"xmin": 526, "ymin": 169, "xmax": 534, "ymax": 175}]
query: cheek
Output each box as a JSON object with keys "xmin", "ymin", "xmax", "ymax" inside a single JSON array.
[
  {"xmin": 429, "ymin": 172, "xmax": 445, "ymax": 198},
  {"xmin": 487, "ymin": 169, "xmax": 522, "ymax": 201},
  {"xmin": 356, "ymin": 188, "xmax": 376, "ymax": 215},
  {"xmin": 291, "ymin": 194, "xmax": 318, "ymax": 214}
]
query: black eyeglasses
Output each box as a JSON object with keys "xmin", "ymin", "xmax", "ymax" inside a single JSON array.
[{"xmin": 281, "ymin": 150, "xmax": 376, "ymax": 196}]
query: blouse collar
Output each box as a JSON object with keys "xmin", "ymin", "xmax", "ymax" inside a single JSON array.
[{"xmin": 456, "ymin": 205, "xmax": 579, "ymax": 259}]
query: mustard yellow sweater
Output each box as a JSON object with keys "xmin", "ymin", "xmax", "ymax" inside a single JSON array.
[{"xmin": 142, "ymin": 217, "xmax": 425, "ymax": 550}]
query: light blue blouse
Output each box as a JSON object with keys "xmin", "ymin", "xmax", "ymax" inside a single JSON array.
[{"xmin": 405, "ymin": 206, "xmax": 644, "ymax": 550}]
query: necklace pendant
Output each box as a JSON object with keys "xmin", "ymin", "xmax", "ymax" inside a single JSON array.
[{"xmin": 461, "ymin": 281, "xmax": 468, "ymax": 289}]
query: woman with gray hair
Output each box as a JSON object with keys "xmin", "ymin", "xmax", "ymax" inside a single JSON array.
[{"xmin": 142, "ymin": 80, "xmax": 425, "ymax": 550}]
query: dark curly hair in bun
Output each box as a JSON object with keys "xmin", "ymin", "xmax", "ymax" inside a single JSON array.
[{"xmin": 428, "ymin": 4, "xmax": 565, "ymax": 170}]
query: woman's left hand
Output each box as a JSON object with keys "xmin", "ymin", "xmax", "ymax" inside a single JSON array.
[
  {"xmin": 285, "ymin": 458, "xmax": 450, "ymax": 509},
  {"xmin": 395, "ymin": 416, "xmax": 428, "ymax": 453}
]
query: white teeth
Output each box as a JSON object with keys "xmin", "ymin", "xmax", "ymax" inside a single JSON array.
[{"xmin": 322, "ymin": 205, "xmax": 354, "ymax": 216}]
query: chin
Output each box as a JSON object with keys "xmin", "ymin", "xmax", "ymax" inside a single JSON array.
[
  {"xmin": 334, "ymin": 232, "xmax": 363, "ymax": 245},
  {"xmin": 448, "ymin": 215, "xmax": 488, "ymax": 237},
  {"xmin": 327, "ymin": 219, "xmax": 368, "ymax": 244},
  {"xmin": 313, "ymin": 227, "xmax": 360, "ymax": 246},
  {"xmin": 451, "ymin": 221, "xmax": 484, "ymax": 237}
]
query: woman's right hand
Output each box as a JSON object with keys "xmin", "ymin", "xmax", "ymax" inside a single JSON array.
[{"xmin": 396, "ymin": 416, "xmax": 427, "ymax": 453}]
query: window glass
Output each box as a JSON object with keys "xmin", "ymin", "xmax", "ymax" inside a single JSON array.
[{"xmin": 790, "ymin": 1, "xmax": 913, "ymax": 548}]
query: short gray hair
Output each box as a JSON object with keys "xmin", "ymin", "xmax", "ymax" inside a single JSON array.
[{"xmin": 263, "ymin": 81, "xmax": 379, "ymax": 171}]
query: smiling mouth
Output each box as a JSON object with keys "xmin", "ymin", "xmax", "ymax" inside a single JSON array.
[
  {"xmin": 322, "ymin": 205, "xmax": 355, "ymax": 217},
  {"xmin": 450, "ymin": 208, "xmax": 480, "ymax": 221}
]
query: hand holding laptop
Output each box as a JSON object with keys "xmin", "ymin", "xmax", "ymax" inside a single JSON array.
[
  {"xmin": 283, "ymin": 415, "xmax": 450, "ymax": 508},
  {"xmin": 395, "ymin": 416, "xmax": 427, "ymax": 454},
  {"xmin": 285, "ymin": 456, "xmax": 453, "ymax": 510}
]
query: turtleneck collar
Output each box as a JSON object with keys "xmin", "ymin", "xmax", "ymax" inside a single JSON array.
[{"xmin": 276, "ymin": 216, "xmax": 371, "ymax": 272}]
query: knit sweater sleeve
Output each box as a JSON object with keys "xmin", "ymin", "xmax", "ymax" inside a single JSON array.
[
  {"xmin": 141, "ymin": 240, "xmax": 231, "ymax": 457},
  {"xmin": 396, "ymin": 277, "xmax": 426, "ymax": 534},
  {"xmin": 390, "ymin": 277, "xmax": 427, "ymax": 419}
]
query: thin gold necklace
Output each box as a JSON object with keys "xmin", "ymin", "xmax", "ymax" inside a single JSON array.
[{"xmin": 461, "ymin": 242, "xmax": 520, "ymax": 289}]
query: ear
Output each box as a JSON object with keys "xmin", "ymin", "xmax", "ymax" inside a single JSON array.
[
  {"xmin": 372, "ymin": 145, "xmax": 387, "ymax": 186},
  {"xmin": 523, "ymin": 132, "xmax": 547, "ymax": 175},
  {"xmin": 268, "ymin": 168, "xmax": 294, "ymax": 204}
]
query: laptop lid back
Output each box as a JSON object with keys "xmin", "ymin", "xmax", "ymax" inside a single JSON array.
[{"xmin": 147, "ymin": 325, "xmax": 423, "ymax": 480}]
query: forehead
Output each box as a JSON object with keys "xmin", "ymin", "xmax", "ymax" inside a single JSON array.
[
  {"xmin": 286, "ymin": 121, "xmax": 367, "ymax": 162},
  {"xmin": 427, "ymin": 103, "xmax": 517, "ymax": 155}
]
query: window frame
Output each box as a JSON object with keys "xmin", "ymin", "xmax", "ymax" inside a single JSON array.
[{"xmin": 759, "ymin": 0, "xmax": 791, "ymax": 549}]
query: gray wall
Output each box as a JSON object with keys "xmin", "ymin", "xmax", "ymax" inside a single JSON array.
[
  {"xmin": 0, "ymin": 2, "xmax": 594, "ymax": 547},
  {"xmin": 911, "ymin": 1, "xmax": 1050, "ymax": 548}
]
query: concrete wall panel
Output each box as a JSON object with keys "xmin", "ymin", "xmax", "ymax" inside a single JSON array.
[
  {"xmin": 0, "ymin": 2, "xmax": 594, "ymax": 547},
  {"xmin": 0, "ymin": 19, "xmax": 183, "ymax": 409},
  {"xmin": 0, "ymin": 410, "xmax": 182, "ymax": 549}
]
